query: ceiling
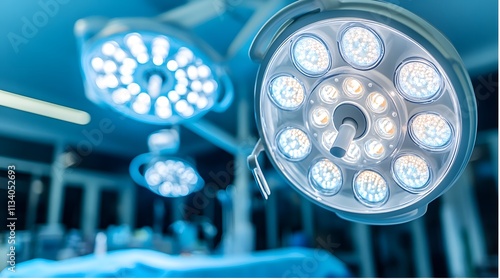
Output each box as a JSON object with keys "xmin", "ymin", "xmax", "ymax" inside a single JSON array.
[{"xmin": 0, "ymin": 0, "xmax": 497, "ymax": 167}]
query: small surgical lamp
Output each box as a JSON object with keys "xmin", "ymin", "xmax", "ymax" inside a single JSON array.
[
  {"xmin": 130, "ymin": 128, "xmax": 204, "ymax": 197},
  {"xmin": 248, "ymin": 0, "xmax": 477, "ymax": 224}
]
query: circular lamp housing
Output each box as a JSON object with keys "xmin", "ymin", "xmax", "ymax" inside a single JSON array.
[
  {"xmin": 78, "ymin": 19, "xmax": 233, "ymax": 125},
  {"xmin": 249, "ymin": 0, "xmax": 476, "ymax": 224},
  {"xmin": 130, "ymin": 153, "xmax": 204, "ymax": 198}
]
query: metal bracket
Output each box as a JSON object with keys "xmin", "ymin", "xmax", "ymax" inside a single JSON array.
[{"xmin": 247, "ymin": 139, "xmax": 271, "ymax": 199}]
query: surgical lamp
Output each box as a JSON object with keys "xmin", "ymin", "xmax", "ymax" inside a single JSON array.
[
  {"xmin": 248, "ymin": 0, "xmax": 477, "ymax": 224},
  {"xmin": 75, "ymin": 14, "xmax": 233, "ymax": 125},
  {"xmin": 130, "ymin": 128, "xmax": 204, "ymax": 197}
]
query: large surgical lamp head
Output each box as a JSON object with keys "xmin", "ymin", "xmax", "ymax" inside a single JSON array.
[
  {"xmin": 247, "ymin": 0, "xmax": 477, "ymax": 224},
  {"xmin": 75, "ymin": 16, "xmax": 234, "ymax": 124},
  {"xmin": 130, "ymin": 128, "xmax": 204, "ymax": 197}
]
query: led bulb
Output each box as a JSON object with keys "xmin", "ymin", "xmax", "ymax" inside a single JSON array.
[
  {"xmin": 203, "ymin": 80, "xmax": 216, "ymax": 94},
  {"xmin": 111, "ymin": 88, "xmax": 131, "ymax": 105},
  {"xmin": 393, "ymin": 154, "xmax": 430, "ymax": 191},
  {"xmin": 101, "ymin": 41, "xmax": 117, "ymax": 56},
  {"xmin": 120, "ymin": 75, "xmax": 133, "ymax": 85},
  {"xmin": 197, "ymin": 96, "xmax": 209, "ymax": 109},
  {"xmin": 91, "ymin": 57, "xmax": 104, "ymax": 71},
  {"xmin": 340, "ymin": 26, "xmax": 383, "ymax": 68},
  {"xmin": 397, "ymin": 60, "xmax": 442, "ymax": 102},
  {"xmin": 155, "ymin": 96, "xmax": 172, "ymax": 119},
  {"xmin": 137, "ymin": 92, "xmax": 151, "ymax": 104},
  {"xmin": 311, "ymin": 107, "xmax": 330, "ymax": 127},
  {"xmin": 175, "ymin": 99, "xmax": 189, "ymax": 113},
  {"xmin": 268, "ymin": 75, "xmax": 305, "ymax": 110},
  {"xmin": 166, "ymin": 60, "xmax": 178, "ymax": 71},
  {"xmin": 125, "ymin": 34, "xmax": 143, "ymax": 47},
  {"xmin": 127, "ymin": 83, "xmax": 141, "ymax": 95},
  {"xmin": 104, "ymin": 74, "xmax": 119, "ymax": 88},
  {"xmin": 137, "ymin": 53, "xmax": 149, "ymax": 64},
  {"xmin": 410, "ymin": 113, "xmax": 452, "ymax": 150},
  {"xmin": 376, "ymin": 117, "xmax": 396, "ymax": 138},
  {"xmin": 367, "ymin": 92, "xmax": 387, "ymax": 113},
  {"xmin": 344, "ymin": 143, "xmax": 361, "ymax": 162},
  {"xmin": 122, "ymin": 58, "xmax": 138, "ymax": 69},
  {"xmin": 114, "ymin": 49, "xmax": 127, "ymax": 62},
  {"xmin": 187, "ymin": 92, "xmax": 199, "ymax": 104},
  {"xmin": 191, "ymin": 80, "xmax": 202, "ymax": 92},
  {"xmin": 277, "ymin": 127, "xmax": 311, "ymax": 160},
  {"xmin": 365, "ymin": 139, "xmax": 385, "ymax": 159},
  {"xmin": 168, "ymin": 91, "xmax": 180, "ymax": 103},
  {"xmin": 344, "ymin": 77, "xmax": 364, "ymax": 97},
  {"xmin": 319, "ymin": 85, "xmax": 339, "ymax": 104},
  {"xmin": 322, "ymin": 130, "xmax": 337, "ymax": 151},
  {"xmin": 309, "ymin": 159, "xmax": 343, "ymax": 195},
  {"xmin": 145, "ymin": 169, "xmax": 162, "ymax": 186},
  {"xmin": 132, "ymin": 101, "xmax": 150, "ymax": 114},
  {"xmin": 292, "ymin": 35, "xmax": 330, "ymax": 75},
  {"xmin": 103, "ymin": 60, "xmax": 117, "ymax": 73},
  {"xmin": 354, "ymin": 170, "xmax": 388, "ymax": 205},
  {"xmin": 198, "ymin": 65, "xmax": 211, "ymax": 78}
]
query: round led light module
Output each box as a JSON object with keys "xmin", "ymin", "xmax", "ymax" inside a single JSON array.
[
  {"xmin": 339, "ymin": 25, "xmax": 384, "ymax": 69},
  {"xmin": 248, "ymin": 0, "xmax": 476, "ymax": 225},
  {"xmin": 292, "ymin": 35, "xmax": 331, "ymax": 76},
  {"xmin": 309, "ymin": 158, "xmax": 343, "ymax": 196},
  {"xmin": 276, "ymin": 127, "xmax": 312, "ymax": 161},
  {"xmin": 396, "ymin": 59, "xmax": 442, "ymax": 103},
  {"xmin": 409, "ymin": 113, "xmax": 453, "ymax": 151},
  {"xmin": 268, "ymin": 75, "xmax": 305, "ymax": 110},
  {"xmin": 353, "ymin": 170, "xmax": 389, "ymax": 206}
]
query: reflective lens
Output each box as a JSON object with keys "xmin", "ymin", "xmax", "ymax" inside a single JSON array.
[
  {"xmin": 410, "ymin": 113, "xmax": 452, "ymax": 150},
  {"xmin": 367, "ymin": 92, "xmax": 387, "ymax": 113},
  {"xmin": 375, "ymin": 117, "xmax": 397, "ymax": 139},
  {"xmin": 277, "ymin": 127, "xmax": 312, "ymax": 160},
  {"xmin": 340, "ymin": 26, "xmax": 383, "ymax": 69},
  {"xmin": 311, "ymin": 107, "xmax": 330, "ymax": 127},
  {"xmin": 111, "ymin": 88, "xmax": 131, "ymax": 104},
  {"xmin": 397, "ymin": 60, "xmax": 442, "ymax": 102},
  {"xmin": 292, "ymin": 35, "xmax": 330, "ymax": 75},
  {"xmin": 344, "ymin": 77, "xmax": 364, "ymax": 97},
  {"xmin": 319, "ymin": 85, "xmax": 339, "ymax": 104},
  {"xmin": 393, "ymin": 154, "xmax": 431, "ymax": 192},
  {"xmin": 344, "ymin": 143, "xmax": 361, "ymax": 163},
  {"xmin": 268, "ymin": 75, "xmax": 305, "ymax": 110},
  {"xmin": 354, "ymin": 170, "xmax": 388, "ymax": 205},
  {"xmin": 309, "ymin": 159, "xmax": 343, "ymax": 195},
  {"xmin": 365, "ymin": 139, "xmax": 385, "ymax": 159}
]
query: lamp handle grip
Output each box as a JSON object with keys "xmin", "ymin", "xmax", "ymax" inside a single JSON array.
[
  {"xmin": 247, "ymin": 139, "xmax": 271, "ymax": 199},
  {"xmin": 129, "ymin": 153, "xmax": 151, "ymax": 187},
  {"xmin": 211, "ymin": 73, "xmax": 235, "ymax": 113}
]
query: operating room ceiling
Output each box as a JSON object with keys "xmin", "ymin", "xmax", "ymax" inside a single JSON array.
[{"xmin": 0, "ymin": 0, "xmax": 497, "ymax": 161}]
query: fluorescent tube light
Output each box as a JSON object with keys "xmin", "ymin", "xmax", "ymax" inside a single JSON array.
[{"xmin": 0, "ymin": 89, "xmax": 91, "ymax": 125}]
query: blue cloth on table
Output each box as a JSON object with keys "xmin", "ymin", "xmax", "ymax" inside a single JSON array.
[{"xmin": 1, "ymin": 247, "xmax": 351, "ymax": 278}]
